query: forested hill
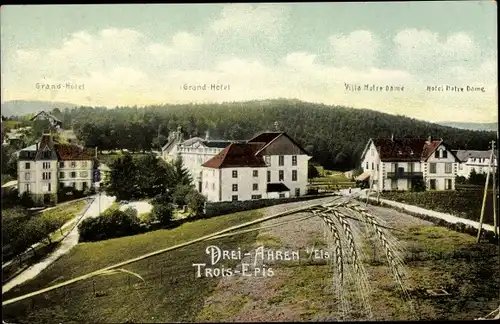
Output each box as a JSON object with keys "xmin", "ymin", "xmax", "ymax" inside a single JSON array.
[{"xmin": 17, "ymin": 99, "xmax": 496, "ymax": 170}]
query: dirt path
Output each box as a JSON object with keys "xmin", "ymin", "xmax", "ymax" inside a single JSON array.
[
  {"xmin": 2, "ymin": 194, "xmax": 116, "ymax": 294},
  {"xmin": 196, "ymin": 196, "xmax": 433, "ymax": 322}
]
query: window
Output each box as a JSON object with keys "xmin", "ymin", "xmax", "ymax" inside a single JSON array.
[
  {"xmin": 82, "ymin": 182, "xmax": 88, "ymax": 190},
  {"xmin": 71, "ymin": 172, "xmax": 77, "ymax": 178},
  {"xmin": 70, "ymin": 161, "xmax": 77, "ymax": 168},
  {"xmin": 430, "ymin": 179, "xmax": 437, "ymax": 190},
  {"xmin": 371, "ymin": 162, "xmax": 374, "ymax": 170},
  {"xmin": 42, "ymin": 172, "xmax": 51, "ymax": 180},
  {"xmin": 82, "ymin": 161, "xmax": 88, "ymax": 167},
  {"xmin": 232, "ymin": 184, "xmax": 238, "ymax": 192},
  {"xmin": 292, "ymin": 170, "xmax": 297, "ymax": 181},
  {"xmin": 72, "ymin": 182, "xmax": 76, "ymax": 188},
  {"xmin": 253, "ymin": 183, "xmax": 258, "ymax": 191},
  {"xmin": 232, "ymin": 170, "xmax": 238, "ymax": 178},
  {"xmin": 25, "ymin": 172, "xmax": 31, "ymax": 181},
  {"xmin": 445, "ymin": 163, "xmax": 452, "ymax": 174},
  {"xmin": 253, "ymin": 170, "xmax": 258, "ymax": 177},
  {"xmin": 459, "ymin": 164, "xmax": 463, "ymax": 170},
  {"xmin": 366, "ymin": 162, "xmax": 368, "ymax": 169},
  {"xmin": 292, "ymin": 155, "xmax": 297, "ymax": 166},
  {"xmin": 59, "ymin": 182, "xmax": 65, "ymax": 188},
  {"xmin": 409, "ymin": 162, "xmax": 414, "ymax": 172},
  {"xmin": 376, "ymin": 164, "xmax": 379, "ymax": 171},
  {"xmin": 59, "ymin": 161, "xmax": 64, "ymax": 168},
  {"xmin": 279, "ymin": 193, "xmax": 286, "ymax": 198},
  {"xmin": 267, "ymin": 171, "xmax": 271, "ymax": 182},
  {"xmin": 445, "ymin": 179, "xmax": 452, "ymax": 190},
  {"xmin": 434, "ymin": 150, "xmax": 440, "ymax": 159},
  {"xmin": 59, "ymin": 172, "xmax": 65, "ymax": 179},
  {"xmin": 295, "ymin": 188, "xmax": 300, "ymax": 196},
  {"xmin": 264, "ymin": 156, "xmax": 271, "ymax": 166},
  {"xmin": 205, "ymin": 181, "xmax": 208, "ymax": 189},
  {"xmin": 43, "ymin": 162, "xmax": 50, "ymax": 169},
  {"xmin": 25, "ymin": 184, "xmax": 31, "ymax": 193},
  {"xmin": 429, "ymin": 163, "xmax": 437, "ymax": 174},
  {"xmin": 278, "ymin": 155, "xmax": 284, "ymax": 166},
  {"xmin": 442, "ymin": 150, "xmax": 448, "ymax": 159},
  {"xmin": 43, "ymin": 151, "xmax": 51, "ymax": 158},
  {"xmin": 232, "ymin": 195, "xmax": 238, "ymax": 201},
  {"xmin": 251, "ymin": 194, "xmax": 262, "ymax": 199},
  {"xmin": 279, "ymin": 170, "xmax": 284, "ymax": 181},
  {"xmin": 25, "ymin": 162, "xmax": 31, "ymax": 169},
  {"xmin": 48, "ymin": 183, "xmax": 52, "ymax": 192},
  {"xmin": 80, "ymin": 171, "xmax": 88, "ymax": 178}
]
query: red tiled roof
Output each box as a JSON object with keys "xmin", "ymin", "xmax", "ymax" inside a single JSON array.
[
  {"xmin": 54, "ymin": 143, "xmax": 94, "ymax": 161},
  {"xmin": 372, "ymin": 138, "xmax": 443, "ymax": 162},
  {"xmin": 202, "ymin": 143, "xmax": 267, "ymax": 168}
]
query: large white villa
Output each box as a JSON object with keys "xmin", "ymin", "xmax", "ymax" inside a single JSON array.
[{"xmin": 359, "ymin": 136, "xmax": 460, "ymax": 191}]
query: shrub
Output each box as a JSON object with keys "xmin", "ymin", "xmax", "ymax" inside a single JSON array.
[
  {"xmin": 19, "ymin": 192, "xmax": 35, "ymax": 208},
  {"xmin": 186, "ymin": 190, "xmax": 206, "ymax": 216},
  {"xmin": 171, "ymin": 184, "xmax": 194, "ymax": 206},
  {"xmin": 78, "ymin": 209, "xmax": 142, "ymax": 242},
  {"xmin": 151, "ymin": 203, "xmax": 174, "ymax": 226}
]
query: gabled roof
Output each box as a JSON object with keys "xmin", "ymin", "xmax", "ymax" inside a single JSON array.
[
  {"xmin": 247, "ymin": 131, "xmax": 309, "ymax": 155},
  {"xmin": 365, "ymin": 137, "xmax": 456, "ymax": 162},
  {"xmin": 202, "ymin": 143, "xmax": 267, "ymax": 168},
  {"xmin": 54, "ymin": 143, "xmax": 94, "ymax": 161},
  {"xmin": 31, "ymin": 111, "xmax": 62, "ymax": 123},
  {"xmin": 454, "ymin": 149, "xmax": 496, "ymax": 162},
  {"xmin": 267, "ymin": 183, "xmax": 290, "ymax": 193}
]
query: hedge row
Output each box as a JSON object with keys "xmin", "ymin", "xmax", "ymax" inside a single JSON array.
[
  {"xmin": 205, "ymin": 193, "xmax": 334, "ymax": 217},
  {"xmin": 361, "ymin": 198, "xmax": 499, "ymax": 244}
]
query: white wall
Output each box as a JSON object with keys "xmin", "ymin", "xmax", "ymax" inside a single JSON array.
[
  {"xmin": 264, "ymin": 154, "xmax": 309, "ymax": 197},
  {"xmin": 58, "ymin": 160, "xmax": 93, "ymax": 190},
  {"xmin": 220, "ymin": 167, "xmax": 268, "ymax": 202},
  {"xmin": 424, "ymin": 145, "xmax": 457, "ymax": 190},
  {"xmin": 201, "ymin": 167, "xmax": 220, "ymax": 202}
]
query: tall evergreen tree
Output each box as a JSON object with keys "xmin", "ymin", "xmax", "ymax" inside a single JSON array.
[{"xmin": 171, "ymin": 156, "xmax": 193, "ymax": 186}]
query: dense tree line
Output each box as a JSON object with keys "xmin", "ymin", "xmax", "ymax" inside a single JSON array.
[{"xmin": 11, "ymin": 99, "xmax": 496, "ymax": 170}]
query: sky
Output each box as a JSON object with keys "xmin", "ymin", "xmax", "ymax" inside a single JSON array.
[{"xmin": 1, "ymin": 2, "xmax": 497, "ymax": 123}]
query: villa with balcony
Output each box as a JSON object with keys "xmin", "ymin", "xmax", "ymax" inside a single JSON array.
[{"xmin": 359, "ymin": 135, "xmax": 460, "ymax": 191}]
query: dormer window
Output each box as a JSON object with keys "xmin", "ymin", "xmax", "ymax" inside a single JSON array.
[{"xmin": 434, "ymin": 150, "xmax": 440, "ymax": 159}]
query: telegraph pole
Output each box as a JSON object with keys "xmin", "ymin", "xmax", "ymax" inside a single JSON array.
[{"xmin": 477, "ymin": 140, "xmax": 495, "ymax": 243}]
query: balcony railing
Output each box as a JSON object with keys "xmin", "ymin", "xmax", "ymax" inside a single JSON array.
[{"xmin": 386, "ymin": 171, "xmax": 423, "ymax": 179}]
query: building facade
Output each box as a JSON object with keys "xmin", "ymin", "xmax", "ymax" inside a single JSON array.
[
  {"xmin": 359, "ymin": 136, "xmax": 460, "ymax": 191},
  {"xmin": 454, "ymin": 150, "xmax": 497, "ymax": 178},
  {"xmin": 201, "ymin": 132, "xmax": 311, "ymax": 202},
  {"xmin": 17, "ymin": 133, "xmax": 94, "ymax": 204}
]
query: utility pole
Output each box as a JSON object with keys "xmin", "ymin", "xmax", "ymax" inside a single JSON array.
[{"xmin": 477, "ymin": 140, "xmax": 495, "ymax": 243}]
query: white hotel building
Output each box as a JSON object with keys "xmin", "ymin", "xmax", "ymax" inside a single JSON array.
[{"xmin": 17, "ymin": 133, "xmax": 95, "ymax": 204}]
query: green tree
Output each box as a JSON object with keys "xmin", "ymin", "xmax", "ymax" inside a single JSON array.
[
  {"xmin": 135, "ymin": 153, "xmax": 173, "ymax": 198},
  {"xmin": 171, "ymin": 156, "xmax": 193, "ymax": 186},
  {"xmin": 151, "ymin": 203, "xmax": 174, "ymax": 226},
  {"xmin": 103, "ymin": 153, "xmax": 139, "ymax": 200},
  {"xmin": 308, "ymin": 163, "xmax": 320, "ymax": 179}
]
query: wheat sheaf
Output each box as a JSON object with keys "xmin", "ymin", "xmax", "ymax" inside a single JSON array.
[{"xmin": 314, "ymin": 202, "xmax": 415, "ymax": 320}]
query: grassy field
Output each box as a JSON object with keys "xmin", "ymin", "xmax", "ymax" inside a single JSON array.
[
  {"xmin": 2, "ymin": 209, "xmax": 264, "ymax": 323},
  {"xmin": 381, "ymin": 190, "xmax": 497, "ymax": 226},
  {"xmin": 309, "ymin": 169, "xmax": 355, "ymax": 191},
  {"xmin": 2, "ymin": 203, "xmax": 499, "ymax": 322},
  {"xmin": 2, "ymin": 200, "xmax": 88, "ymax": 283}
]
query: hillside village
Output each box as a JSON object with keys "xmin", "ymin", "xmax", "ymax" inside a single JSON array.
[{"xmin": 1, "ymin": 106, "xmax": 499, "ymax": 323}]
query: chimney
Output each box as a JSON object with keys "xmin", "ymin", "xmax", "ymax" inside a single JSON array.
[
  {"xmin": 205, "ymin": 130, "xmax": 210, "ymax": 141},
  {"xmin": 274, "ymin": 121, "xmax": 279, "ymax": 131},
  {"xmin": 391, "ymin": 134, "xmax": 394, "ymax": 141},
  {"xmin": 427, "ymin": 135, "xmax": 432, "ymax": 143}
]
